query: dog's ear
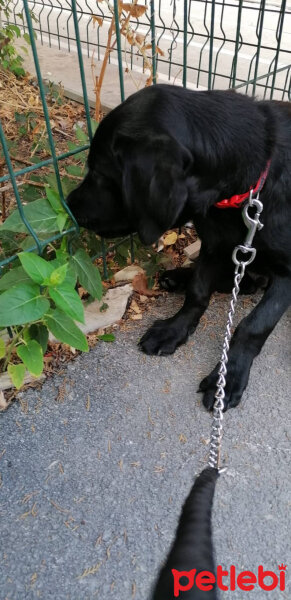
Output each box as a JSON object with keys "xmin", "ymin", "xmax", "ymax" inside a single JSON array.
[{"xmin": 112, "ymin": 133, "xmax": 193, "ymax": 245}]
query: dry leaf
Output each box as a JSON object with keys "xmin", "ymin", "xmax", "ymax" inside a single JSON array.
[
  {"xmin": 121, "ymin": 3, "xmax": 147, "ymax": 17},
  {"xmin": 126, "ymin": 32, "xmax": 135, "ymax": 46},
  {"xmin": 156, "ymin": 46, "xmax": 165, "ymax": 57},
  {"xmin": 130, "ymin": 299, "xmax": 141, "ymax": 314},
  {"xmin": 77, "ymin": 286, "xmax": 87, "ymax": 298},
  {"xmin": 0, "ymin": 391, "xmax": 9, "ymax": 411},
  {"xmin": 131, "ymin": 313, "xmax": 142, "ymax": 320},
  {"xmin": 132, "ymin": 273, "xmax": 161, "ymax": 297},
  {"xmin": 135, "ymin": 33, "xmax": 145, "ymax": 45},
  {"xmin": 164, "ymin": 231, "xmax": 178, "ymax": 246},
  {"xmin": 92, "ymin": 15, "xmax": 104, "ymax": 27},
  {"xmin": 146, "ymin": 74, "xmax": 153, "ymax": 87}
]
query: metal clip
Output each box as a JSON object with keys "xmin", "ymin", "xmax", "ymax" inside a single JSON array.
[
  {"xmin": 232, "ymin": 244, "xmax": 257, "ymax": 267},
  {"xmin": 242, "ymin": 190, "xmax": 264, "ymax": 248}
]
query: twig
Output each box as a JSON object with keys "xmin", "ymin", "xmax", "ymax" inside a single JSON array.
[
  {"xmin": 0, "ymin": 179, "xmax": 45, "ymax": 194},
  {"xmin": 53, "ymin": 128, "xmax": 72, "ymax": 138},
  {"xmin": 94, "ymin": 15, "xmax": 116, "ymax": 121},
  {"xmin": 10, "ymin": 156, "xmax": 34, "ymax": 166}
]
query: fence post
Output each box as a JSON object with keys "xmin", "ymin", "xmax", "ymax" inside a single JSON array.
[
  {"xmin": 208, "ymin": 0, "xmax": 215, "ymax": 90},
  {"xmin": 231, "ymin": 0, "xmax": 243, "ymax": 88},
  {"xmin": 71, "ymin": 0, "xmax": 93, "ymax": 141},
  {"xmin": 183, "ymin": 0, "xmax": 188, "ymax": 88},
  {"xmin": 113, "ymin": 0, "xmax": 125, "ymax": 102},
  {"xmin": 150, "ymin": 0, "xmax": 157, "ymax": 85}
]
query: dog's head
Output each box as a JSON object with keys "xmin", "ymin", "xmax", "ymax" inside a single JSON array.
[{"xmin": 67, "ymin": 126, "xmax": 194, "ymax": 245}]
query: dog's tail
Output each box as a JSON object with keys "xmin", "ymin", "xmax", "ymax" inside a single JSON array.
[{"xmin": 152, "ymin": 467, "xmax": 219, "ymax": 600}]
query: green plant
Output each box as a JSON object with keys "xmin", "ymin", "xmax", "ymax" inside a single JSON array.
[
  {"xmin": 0, "ymin": 243, "xmax": 103, "ymax": 388},
  {"xmin": 0, "ymin": 0, "xmax": 37, "ymax": 77},
  {"xmin": 0, "ymin": 181, "xmax": 105, "ymax": 388}
]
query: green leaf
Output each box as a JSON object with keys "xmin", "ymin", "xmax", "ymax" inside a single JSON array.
[
  {"xmin": 44, "ymin": 173, "xmax": 76, "ymax": 197},
  {"xmin": 0, "ymin": 266, "xmax": 31, "ymax": 291},
  {"xmin": 19, "ymin": 237, "xmax": 38, "ymax": 252},
  {"xmin": 50, "ymin": 258, "xmax": 76, "ymax": 288},
  {"xmin": 22, "ymin": 183, "xmax": 42, "ymax": 203},
  {"xmin": 0, "ymin": 230, "xmax": 22, "ymax": 253},
  {"xmin": 44, "ymin": 308, "xmax": 88, "ymax": 351},
  {"xmin": 0, "ymin": 283, "xmax": 50, "ymax": 327},
  {"xmin": 65, "ymin": 164, "xmax": 84, "ymax": 177},
  {"xmin": 56, "ymin": 212, "xmax": 68, "ymax": 232},
  {"xmin": 75, "ymin": 126, "xmax": 88, "ymax": 143},
  {"xmin": 117, "ymin": 243, "xmax": 130, "ymax": 259},
  {"xmin": 47, "ymin": 263, "xmax": 68, "ymax": 286},
  {"xmin": 8, "ymin": 25, "xmax": 21, "ymax": 37},
  {"xmin": 18, "ymin": 252, "xmax": 54, "ymax": 284},
  {"xmin": 90, "ymin": 118, "xmax": 99, "ymax": 135},
  {"xmin": 60, "ymin": 176, "xmax": 78, "ymax": 196},
  {"xmin": 8, "ymin": 363, "xmax": 26, "ymax": 389},
  {"xmin": 19, "ymin": 233, "xmax": 48, "ymax": 251},
  {"xmin": 67, "ymin": 142, "xmax": 87, "ymax": 164},
  {"xmin": 45, "ymin": 187, "xmax": 62, "ymax": 212},
  {"xmin": 71, "ymin": 249, "xmax": 102, "ymax": 300},
  {"xmin": 28, "ymin": 324, "xmax": 49, "ymax": 354},
  {"xmin": 100, "ymin": 302, "xmax": 108, "ymax": 312},
  {"xmin": 97, "ymin": 334, "xmax": 115, "ymax": 342},
  {"xmin": 49, "ymin": 284, "xmax": 84, "ymax": 323},
  {"xmin": 23, "ymin": 32, "xmax": 31, "ymax": 45},
  {"xmin": 16, "ymin": 340, "xmax": 43, "ymax": 377},
  {"xmin": 0, "ymin": 337, "xmax": 5, "ymax": 359},
  {"xmin": 67, "ymin": 141, "xmax": 80, "ymax": 152},
  {"xmin": 0, "ymin": 198, "xmax": 59, "ymax": 234}
]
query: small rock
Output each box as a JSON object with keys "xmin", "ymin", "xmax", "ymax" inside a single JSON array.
[
  {"xmin": 50, "ymin": 285, "xmax": 133, "ymax": 341},
  {"xmin": 113, "ymin": 265, "xmax": 145, "ymax": 283},
  {"xmin": 184, "ymin": 239, "xmax": 201, "ymax": 260}
]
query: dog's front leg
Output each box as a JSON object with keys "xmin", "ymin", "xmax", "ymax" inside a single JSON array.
[
  {"xmin": 139, "ymin": 250, "xmax": 223, "ymax": 355},
  {"xmin": 200, "ymin": 274, "xmax": 291, "ymax": 410}
]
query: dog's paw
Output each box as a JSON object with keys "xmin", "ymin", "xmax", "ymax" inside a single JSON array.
[
  {"xmin": 198, "ymin": 363, "xmax": 249, "ymax": 411},
  {"xmin": 159, "ymin": 268, "xmax": 193, "ymax": 292},
  {"xmin": 139, "ymin": 319, "xmax": 189, "ymax": 355}
]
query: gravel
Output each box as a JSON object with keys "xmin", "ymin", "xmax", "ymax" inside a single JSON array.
[{"xmin": 1, "ymin": 292, "xmax": 290, "ymax": 599}]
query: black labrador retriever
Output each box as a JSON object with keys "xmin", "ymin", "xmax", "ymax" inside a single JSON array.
[{"xmin": 67, "ymin": 84, "xmax": 291, "ymax": 411}]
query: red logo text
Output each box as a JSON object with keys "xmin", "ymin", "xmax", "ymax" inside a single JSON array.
[{"xmin": 172, "ymin": 565, "xmax": 287, "ymax": 596}]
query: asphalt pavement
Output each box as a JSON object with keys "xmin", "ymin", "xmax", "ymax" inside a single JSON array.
[{"xmin": 1, "ymin": 291, "xmax": 290, "ymax": 600}]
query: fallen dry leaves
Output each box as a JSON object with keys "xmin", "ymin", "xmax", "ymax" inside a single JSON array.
[{"xmin": 132, "ymin": 272, "xmax": 162, "ymax": 297}]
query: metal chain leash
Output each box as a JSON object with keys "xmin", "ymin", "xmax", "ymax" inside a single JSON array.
[{"xmin": 208, "ymin": 189, "xmax": 265, "ymax": 470}]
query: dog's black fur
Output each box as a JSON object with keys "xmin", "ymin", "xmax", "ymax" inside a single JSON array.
[{"xmin": 68, "ymin": 85, "xmax": 291, "ymax": 410}]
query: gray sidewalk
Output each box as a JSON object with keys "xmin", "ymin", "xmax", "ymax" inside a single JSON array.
[{"xmin": 1, "ymin": 292, "xmax": 291, "ymax": 599}]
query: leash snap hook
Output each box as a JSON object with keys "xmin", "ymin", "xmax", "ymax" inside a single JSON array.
[
  {"xmin": 242, "ymin": 190, "xmax": 264, "ymax": 248},
  {"xmin": 232, "ymin": 244, "xmax": 257, "ymax": 267}
]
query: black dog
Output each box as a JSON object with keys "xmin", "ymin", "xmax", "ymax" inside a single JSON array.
[{"xmin": 68, "ymin": 84, "xmax": 291, "ymax": 410}]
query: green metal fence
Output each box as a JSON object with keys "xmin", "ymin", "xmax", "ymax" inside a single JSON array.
[
  {"xmin": 1, "ymin": 0, "xmax": 291, "ymax": 275},
  {"xmin": 9, "ymin": 0, "xmax": 291, "ymax": 97}
]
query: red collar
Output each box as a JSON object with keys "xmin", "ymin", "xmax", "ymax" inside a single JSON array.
[{"xmin": 215, "ymin": 160, "xmax": 271, "ymax": 209}]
